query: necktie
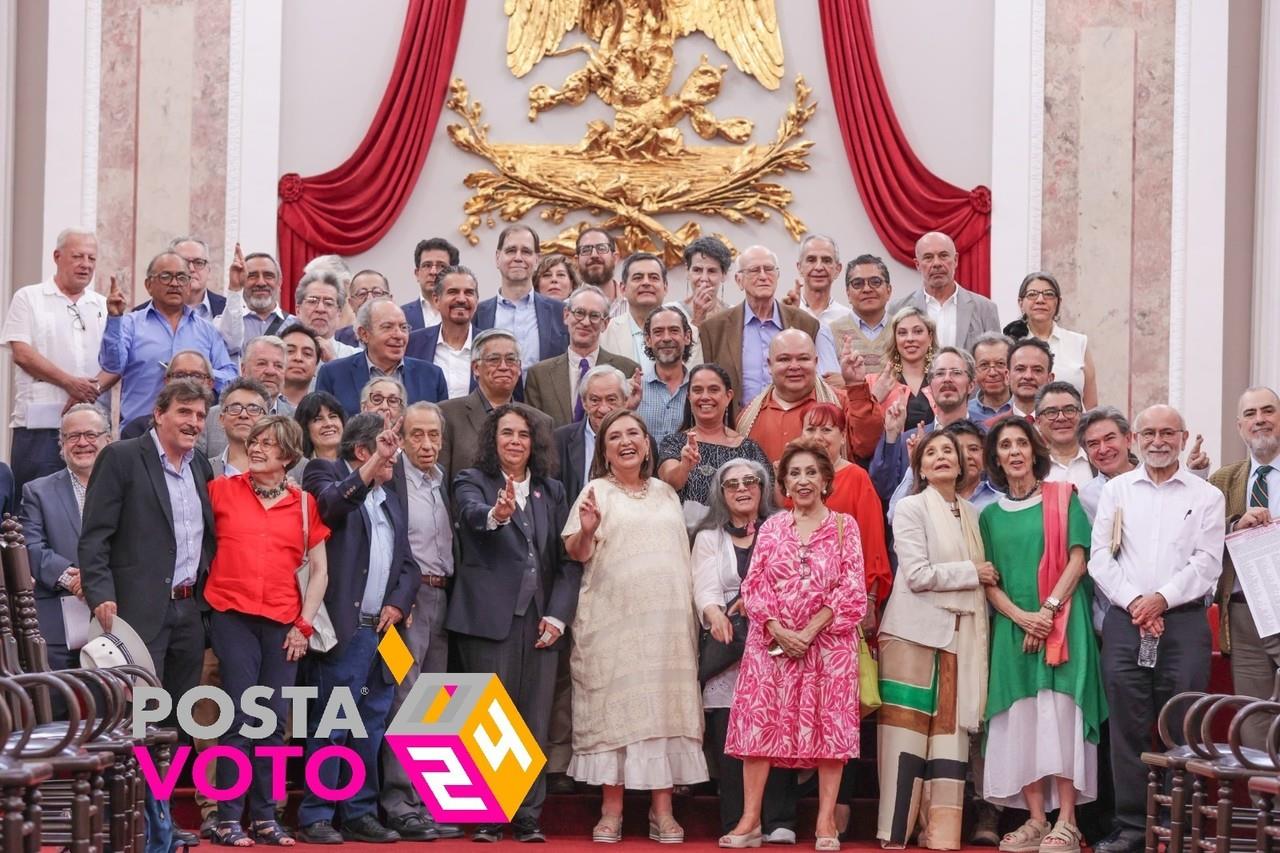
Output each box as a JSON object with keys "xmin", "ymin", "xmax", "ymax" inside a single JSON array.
[
  {"xmin": 1250, "ymin": 464, "xmax": 1272, "ymax": 508},
  {"xmin": 573, "ymin": 357, "xmax": 590, "ymax": 421}
]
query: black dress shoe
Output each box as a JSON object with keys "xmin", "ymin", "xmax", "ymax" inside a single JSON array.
[
  {"xmin": 297, "ymin": 820, "xmax": 343, "ymax": 845},
  {"xmin": 435, "ymin": 821, "xmax": 465, "ymax": 840},
  {"xmin": 1092, "ymin": 828, "xmax": 1143, "ymax": 853},
  {"xmin": 340, "ymin": 814, "xmax": 402, "ymax": 844},
  {"xmin": 174, "ymin": 828, "xmax": 201, "ymax": 847},
  {"xmin": 547, "ymin": 772, "xmax": 576, "ymax": 795},
  {"xmin": 472, "ymin": 824, "xmax": 504, "ymax": 842},
  {"xmin": 513, "ymin": 820, "xmax": 546, "ymax": 843},
  {"xmin": 199, "ymin": 814, "xmax": 218, "ymax": 839},
  {"xmin": 387, "ymin": 813, "xmax": 439, "ymax": 841}
]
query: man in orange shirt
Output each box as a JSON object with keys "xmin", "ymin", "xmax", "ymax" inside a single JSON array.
[{"xmin": 738, "ymin": 328, "xmax": 882, "ymax": 464}]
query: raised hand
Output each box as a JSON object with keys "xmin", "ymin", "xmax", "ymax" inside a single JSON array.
[
  {"xmin": 905, "ymin": 422, "xmax": 926, "ymax": 457},
  {"xmin": 839, "ymin": 339, "xmax": 867, "ymax": 386},
  {"xmin": 625, "ymin": 368, "xmax": 643, "ymax": 410},
  {"xmin": 781, "ymin": 279, "xmax": 803, "ymax": 307},
  {"xmin": 579, "ymin": 486, "xmax": 601, "ymax": 535},
  {"xmin": 883, "ymin": 401, "xmax": 907, "ymax": 442},
  {"xmin": 870, "ymin": 369, "xmax": 896, "ymax": 405},
  {"xmin": 691, "ymin": 285, "xmax": 716, "ymax": 325},
  {"xmin": 227, "ymin": 242, "xmax": 245, "ymax": 292},
  {"xmin": 375, "ymin": 420, "xmax": 403, "ymax": 461},
  {"xmin": 493, "ymin": 474, "xmax": 518, "ymax": 524},
  {"xmin": 106, "ymin": 275, "xmax": 126, "ymax": 317},
  {"xmin": 680, "ymin": 432, "xmax": 701, "ymax": 470},
  {"xmin": 1187, "ymin": 433, "xmax": 1210, "ymax": 471}
]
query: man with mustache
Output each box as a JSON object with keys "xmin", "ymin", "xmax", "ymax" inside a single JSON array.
[
  {"xmin": 634, "ymin": 305, "xmax": 696, "ymax": 444},
  {"xmin": 402, "ymin": 237, "xmax": 460, "ymax": 331},
  {"xmin": 215, "ymin": 247, "xmax": 295, "ymax": 359},
  {"xmin": 1210, "ymin": 387, "xmax": 1280, "ymax": 746},
  {"xmin": 828, "ymin": 252, "xmax": 895, "ymax": 376},
  {"xmin": 473, "ymin": 225, "xmax": 569, "ymax": 371},
  {"xmin": 1088, "ymin": 404, "xmax": 1225, "ymax": 853},
  {"xmin": 574, "ymin": 227, "xmax": 625, "ymax": 317},
  {"xmin": 99, "ymin": 250, "xmax": 238, "ymax": 426},
  {"xmin": 888, "ymin": 231, "xmax": 1001, "ymax": 351},
  {"xmin": 601, "ymin": 252, "xmax": 705, "ymax": 370},
  {"xmin": 295, "ymin": 270, "xmax": 359, "ymax": 361},
  {"xmin": 406, "ymin": 266, "xmax": 480, "ymax": 399},
  {"xmin": 968, "ymin": 332, "xmax": 1015, "ymax": 422},
  {"xmin": 133, "ymin": 236, "xmax": 226, "ymax": 320},
  {"xmin": 1007, "ymin": 337, "xmax": 1054, "ymax": 419}
]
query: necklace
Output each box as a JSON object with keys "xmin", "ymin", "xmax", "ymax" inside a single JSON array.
[
  {"xmin": 1007, "ymin": 480, "xmax": 1042, "ymax": 501},
  {"xmin": 251, "ymin": 478, "xmax": 289, "ymax": 500},
  {"xmin": 725, "ymin": 520, "xmax": 756, "ymax": 537},
  {"xmin": 608, "ymin": 475, "xmax": 649, "ymax": 499}
]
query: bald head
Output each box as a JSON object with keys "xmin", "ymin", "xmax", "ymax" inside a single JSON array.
[
  {"xmin": 768, "ymin": 329, "xmax": 817, "ymax": 401},
  {"xmin": 914, "ymin": 231, "xmax": 959, "ymax": 296},
  {"xmin": 1134, "ymin": 404, "xmax": 1187, "ymax": 433}
]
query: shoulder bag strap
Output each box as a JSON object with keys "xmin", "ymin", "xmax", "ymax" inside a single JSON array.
[{"xmin": 300, "ymin": 489, "xmax": 310, "ymax": 568}]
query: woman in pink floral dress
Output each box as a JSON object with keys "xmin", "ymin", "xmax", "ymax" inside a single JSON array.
[{"xmin": 722, "ymin": 439, "xmax": 868, "ymax": 851}]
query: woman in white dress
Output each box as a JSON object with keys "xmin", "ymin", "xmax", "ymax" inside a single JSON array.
[
  {"xmin": 1012, "ymin": 273, "xmax": 1097, "ymax": 408},
  {"xmin": 563, "ymin": 409, "xmax": 709, "ymax": 844}
]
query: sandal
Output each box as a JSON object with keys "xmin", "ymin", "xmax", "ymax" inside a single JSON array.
[
  {"xmin": 211, "ymin": 822, "xmax": 254, "ymax": 847},
  {"xmin": 998, "ymin": 818, "xmax": 1050, "ymax": 852},
  {"xmin": 648, "ymin": 812, "xmax": 685, "ymax": 844},
  {"xmin": 1038, "ymin": 820, "xmax": 1082, "ymax": 853},
  {"xmin": 592, "ymin": 814, "xmax": 623, "ymax": 844},
  {"xmin": 250, "ymin": 821, "xmax": 295, "ymax": 847},
  {"xmin": 815, "ymin": 837, "xmax": 841, "ymax": 851}
]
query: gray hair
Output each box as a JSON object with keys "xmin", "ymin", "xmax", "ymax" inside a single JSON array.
[
  {"xmin": 296, "ymin": 270, "xmax": 348, "ymax": 311},
  {"xmin": 472, "ymin": 328, "xmax": 519, "ymax": 363},
  {"xmin": 61, "ymin": 403, "xmax": 109, "ymax": 432},
  {"xmin": 736, "ymin": 244, "xmax": 780, "ymax": 272},
  {"xmin": 402, "ymin": 401, "xmax": 446, "ymax": 433},
  {"xmin": 55, "ymin": 228, "xmax": 96, "ymax": 250},
  {"xmin": 304, "ymin": 254, "xmax": 353, "ymax": 289},
  {"xmin": 1034, "ymin": 380, "xmax": 1083, "ymax": 412},
  {"xmin": 797, "ymin": 234, "xmax": 841, "ymax": 264},
  {"xmin": 243, "ymin": 335, "xmax": 287, "ymax": 362},
  {"xmin": 578, "ymin": 364, "xmax": 628, "ymax": 403},
  {"xmin": 566, "ymin": 284, "xmax": 610, "ymax": 312},
  {"xmin": 1134, "ymin": 404, "xmax": 1187, "ymax": 432},
  {"xmin": 970, "ymin": 331, "xmax": 1016, "ymax": 358},
  {"xmin": 219, "ymin": 376, "xmax": 270, "ymax": 407},
  {"xmin": 340, "ymin": 412, "xmax": 385, "ymax": 462},
  {"xmin": 692, "ymin": 458, "xmax": 775, "ymax": 538},
  {"xmin": 360, "ymin": 375, "xmax": 407, "ymax": 410},
  {"xmin": 355, "ymin": 297, "xmax": 398, "ymax": 332},
  {"xmin": 431, "ymin": 264, "xmax": 479, "ymax": 300},
  {"xmin": 166, "ymin": 349, "xmax": 213, "ymax": 378},
  {"xmin": 168, "ymin": 235, "xmax": 208, "ymax": 254},
  {"xmin": 1076, "ymin": 405, "xmax": 1131, "ymax": 447},
  {"xmin": 931, "ymin": 346, "xmax": 976, "ymax": 383}
]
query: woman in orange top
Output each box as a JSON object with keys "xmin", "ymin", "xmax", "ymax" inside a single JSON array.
[{"xmin": 204, "ymin": 415, "xmax": 330, "ymax": 847}]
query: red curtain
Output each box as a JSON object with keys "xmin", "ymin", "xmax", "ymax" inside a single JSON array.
[
  {"xmin": 819, "ymin": 0, "xmax": 992, "ymax": 295},
  {"xmin": 276, "ymin": 0, "xmax": 466, "ymax": 311}
]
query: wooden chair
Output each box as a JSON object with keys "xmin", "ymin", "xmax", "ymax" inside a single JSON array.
[
  {"xmin": 1142, "ymin": 690, "xmax": 1216, "ymax": 853},
  {"xmin": 1247, "ymin": 713, "xmax": 1280, "ymax": 852},
  {"xmin": 0, "ymin": 674, "xmax": 53, "ymax": 853}
]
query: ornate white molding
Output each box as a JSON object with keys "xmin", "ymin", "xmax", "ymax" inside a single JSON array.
[
  {"xmin": 224, "ymin": 0, "xmax": 245, "ymax": 271},
  {"xmin": 81, "ymin": 0, "xmax": 100, "ymax": 229},
  {"xmin": 1252, "ymin": 1, "xmax": 1280, "ymax": 391}
]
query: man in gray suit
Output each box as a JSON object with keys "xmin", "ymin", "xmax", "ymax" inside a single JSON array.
[
  {"xmin": 21, "ymin": 404, "xmax": 111, "ymax": 669},
  {"xmin": 199, "ymin": 335, "xmax": 294, "ymax": 458},
  {"xmin": 439, "ymin": 330, "xmax": 554, "ymax": 481},
  {"xmin": 888, "ymin": 231, "xmax": 1001, "ymax": 352}
]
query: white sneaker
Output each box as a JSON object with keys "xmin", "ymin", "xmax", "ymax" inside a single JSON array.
[{"xmin": 765, "ymin": 828, "xmax": 797, "ymax": 845}]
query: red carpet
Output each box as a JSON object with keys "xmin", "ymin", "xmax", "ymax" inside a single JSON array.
[{"xmin": 275, "ymin": 842, "xmax": 1006, "ymax": 851}]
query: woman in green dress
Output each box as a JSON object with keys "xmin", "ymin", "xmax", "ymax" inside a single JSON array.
[{"xmin": 978, "ymin": 417, "xmax": 1107, "ymax": 853}]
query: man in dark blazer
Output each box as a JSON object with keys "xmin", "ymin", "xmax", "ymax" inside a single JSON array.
[
  {"xmin": 552, "ymin": 364, "xmax": 651, "ymax": 502},
  {"xmin": 440, "ymin": 330, "xmax": 553, "ymax": 480},
  {"xmin": 524, "ymin": 286, "xmax": 638, "ymax": 428},
  {"xmin": 297, "ymin": 412, "xmax": 421, "ymax": 845},
  {"xmin": 22, "ymin": 404, "xmax": 112, "ymax": 669},
  {"xmin": 315, "ymin": 298, "xmax": 447, "ymax": 419},
  {"xmin": 80, "ymin": 379, "xmax": 215, "ymax": 699},
  {"xmin": 405, "ymin": 265, "xmax": 480, "ymax": 400},
  {"xmin": 472, "ymin": 225, "xmax": 568, "ymax": 369},
  {"xmin": 886, "ymin": 230, "xmax": 1001, "ymax": 352},
  {"xmin": 698, "ymin": 245, "xmax": 825, "ymax": 407},
  {"xmin": 446, "ymin": 405, "xmax": 582, "ymax": 842}
]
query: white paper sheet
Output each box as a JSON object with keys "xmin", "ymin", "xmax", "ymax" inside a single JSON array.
[
  {"xmin": 26, "ymin": 402, "xmax": 65, "ymax": 430},
  {"xmin": 1225, "ymin": 522, "xmax": 1280, "ymax": 638},
  {"xmin": 60, "ymin": 595, "xmax": 91, "ymax": 650}
]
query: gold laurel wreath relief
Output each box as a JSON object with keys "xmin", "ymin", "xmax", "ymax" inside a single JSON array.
[{"xmin": 446, "ymin": 0, "xmax": 816, "ymax": 265}]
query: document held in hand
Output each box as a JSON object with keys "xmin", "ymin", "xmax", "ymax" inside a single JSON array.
[{"xmin": 1225, "ymin": 522, "xmax": 1280, "ymax": 638}]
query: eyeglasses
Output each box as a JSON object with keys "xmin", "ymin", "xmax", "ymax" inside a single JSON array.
[
  {"xmin": 567, "ymin": 307, "xmax": 607, "ymax": 323},
  {"xmin": 976, "ymin": 360, "xmax": 1007, "ymax": 373},
  {"xmin": 1022, "ymin": 289, "xmax": 1058, "ymax": 301},
  {"xmin": 1138, "ymin": 428, "xmax": 1182, "ymax": 441},
  {"xmin": 741, "ymin": 265, "xmax": 779, "ymax": 278},
  {"xmin": 352, "ymin": 287, "xmax": 390, "ymax": 301},
  {"xmin": 418, "ymin": 260, "xmax": 449, "ymax": 271},
  {"xmin": 183, "ymin": 257, "xmax": 209, "ymax": 270},
  {"xmin": 300, "ymin": 296, "xmax": 338, "ymax": 309},
  {"xmin": 722, "ymin": 475, "xmax": 762, "ymax": 491},
  {"xmin": 577, "ymin": 243, "xmax": 612, "ymax": 256},
  {"xmin": 847, "ymin": 276, "xmax": 886, "ymax": 291},
  {"xmin": 480, "ymin": 354, "xmax": 522, "ymax": 367},
  {"xmin": 66, "ymin": 304, "xmax": 86, "ymax": 331},
  {"xmin": 223, "ymin": 402, "xmax": 267, "ymax": 417},
  {"xmin": 931, "ymin": 368, "xmax": 968, "ymax": 380},
  {"xmin": 169, "ymin": 370, "xmax": 210, "ymax": 382},
  {"xmin": 1038, "ymin": 405, "xmax": 1081, "ymax": 421},
  {"xmin": 367, "ymin": 394, "xmax": 403, "ymax": 408},
  {"xmin": 247, "ymin": 437, "xmax": 279, "ymax": 451},
  {"xmin": 61, "ymin": 429, "xmax": 106, "ymax": 444},
  {"xmin": 149, "ymin": 271, "xmax": 192, "ymax": 286}
]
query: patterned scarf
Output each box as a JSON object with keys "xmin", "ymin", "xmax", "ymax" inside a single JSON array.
[{"xmin": 736, "ymin": 376, "xmax": 843, "ymax": 437}]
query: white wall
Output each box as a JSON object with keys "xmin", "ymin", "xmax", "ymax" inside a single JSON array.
[{"xmin": 278, "ymin": 0, "xmax": 994, "ymax": 304}]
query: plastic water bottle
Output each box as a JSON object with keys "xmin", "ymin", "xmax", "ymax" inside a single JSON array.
[{"xmin": 1138, "ymin": 630, "xmax": 1159, "ymax": 669}]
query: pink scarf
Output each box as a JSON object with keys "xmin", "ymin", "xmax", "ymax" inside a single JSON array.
[{"xmin": 1039, "ymin": 481, "xmax": 1074, "ymax": 665}]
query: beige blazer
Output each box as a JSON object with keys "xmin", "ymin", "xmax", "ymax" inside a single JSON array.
[{"xmin": 882, "ymin": 491, "xmax": 982, "ymax": 648}]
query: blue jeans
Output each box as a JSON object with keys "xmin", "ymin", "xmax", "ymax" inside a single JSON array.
[{"xmin": 296, "ymin": 627, "xmax": 395, "ymax": 826}]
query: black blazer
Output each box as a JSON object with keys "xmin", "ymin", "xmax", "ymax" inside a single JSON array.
[
  {"xmin": 79, "ymin": 436, "xmax": 216, "ymax": 644},
  {"xmin": 303, "ymin": 457, "xmax": 421, "ymax": 648},
  {"xmin": 445, "ymin": 468, "xmax": 581, "ymax": 642}
]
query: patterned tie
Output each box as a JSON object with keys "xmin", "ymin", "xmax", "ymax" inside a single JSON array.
[
  {"xmin": 1250, "ymin": 464, "xmax": 1272, "ymax": 508},
  {"xmin": 573, "ymin": 357, "xmax": 590, "ymax": 421}
]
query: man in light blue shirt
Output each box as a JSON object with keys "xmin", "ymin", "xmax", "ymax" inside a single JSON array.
[
  {"xmin": 634, "ymin": 306, "xmax": 692, "ymax": 443},
  {"xmin": 967, "ymin": 332, "xmax": 1016, "ymax": 425},
  {"xmin": 99, "ymin": 250, "xmax": 237, "ymax": 424},
  {"xmin": 472, "ymin": 225, "xmax": 569, "ymax": 369}
]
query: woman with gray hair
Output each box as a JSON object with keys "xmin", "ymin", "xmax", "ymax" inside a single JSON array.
[{"xmin": 690, "ymin": 458, "xmax": 780, "ymax": 838}]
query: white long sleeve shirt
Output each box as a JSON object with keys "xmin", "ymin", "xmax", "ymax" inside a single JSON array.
[{"xmin": 1088, "ymin": 463, "xmax": 1226, "ymax": 611}]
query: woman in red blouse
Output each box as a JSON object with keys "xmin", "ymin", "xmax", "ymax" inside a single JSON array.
[{"xmin": 205, "ymin": 415, "xmax": 330, "ymax": 847}]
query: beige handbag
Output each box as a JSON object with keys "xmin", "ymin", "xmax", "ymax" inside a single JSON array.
[{"xmin": 296, "ymin": 490, "xmax": 337, "ymax": 653}]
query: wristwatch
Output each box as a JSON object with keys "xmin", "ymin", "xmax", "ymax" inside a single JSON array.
[{"xmin": 1043, "ymin": 596, "xmax": 1063, "ymax": 613}]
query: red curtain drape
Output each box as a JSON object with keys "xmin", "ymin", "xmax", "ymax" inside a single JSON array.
[
  {"xmin": 819, "ymin": 0, "xmax": 992, "ymax": 295},
  {"xmin": 276, "ymin": 0, "xmax": 466, "ymax": 311}
]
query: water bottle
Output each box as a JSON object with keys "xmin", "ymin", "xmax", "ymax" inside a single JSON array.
[{"xmin": 1137, "ymin": 630, "xmax": 1159, "ymax": 668}]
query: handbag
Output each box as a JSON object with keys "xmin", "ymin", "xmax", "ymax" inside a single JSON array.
[
  {"xmin": 697, "ymin": 593, "xmax": 749, "ymax": 686},
  {"xmin": 834, "ymin": 515, "xmax": 881, "ymax": 717},
  {"xmin": 295, "ymin": 490, "xmax": 337, "ymax": 653}
]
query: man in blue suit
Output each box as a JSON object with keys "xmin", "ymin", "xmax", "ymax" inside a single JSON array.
[
  {"xmin": 402, "ymin": 237, "xmax": 460, "ymax": 332},
  {"xmin": 298, "ymin": 412, "xmax": 421, "ymax": 845},
  {"xmin": 473, "ymin": 225, "xmax": 568, "ymax": 370},
  {"xmin": 406, "ymin": 265, "xmax": 480, "ymax": 399},
  {"xmin": 316, "ymin": 299, "xmax": 447, "ymax": 419}
]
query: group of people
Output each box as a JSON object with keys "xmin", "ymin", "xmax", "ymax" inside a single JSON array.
[{"xmin": 0, "ymin": 221, "xmax": 1266, "ymax": 853}]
